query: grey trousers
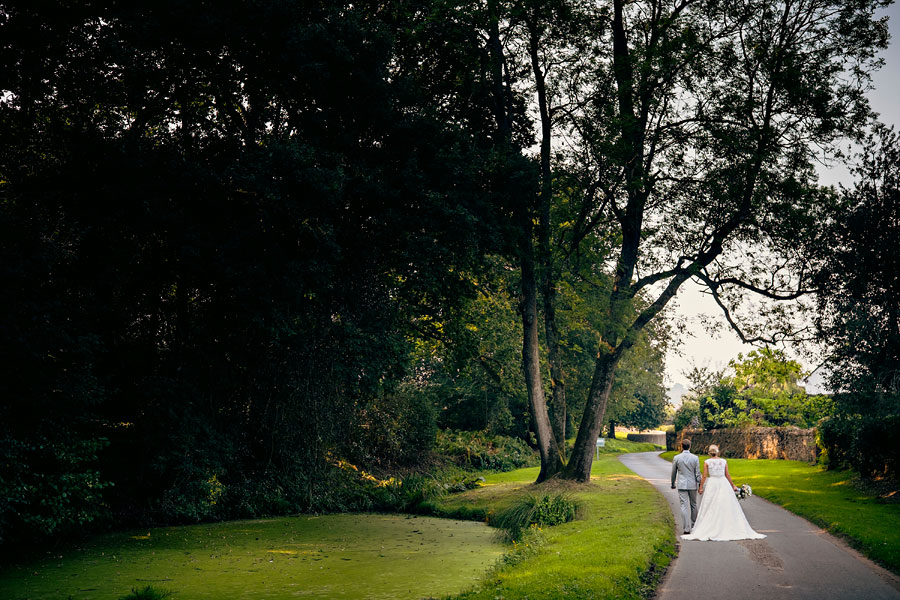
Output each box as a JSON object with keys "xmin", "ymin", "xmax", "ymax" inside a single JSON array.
[{"xmin": 678, "ymin": 488, "xmax": 699, "ymax": 532}]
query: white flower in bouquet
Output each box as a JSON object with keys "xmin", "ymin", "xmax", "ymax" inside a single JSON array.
[{"xmin": 735, "ymin": 483, "xmax": 753, "ymax": 500}]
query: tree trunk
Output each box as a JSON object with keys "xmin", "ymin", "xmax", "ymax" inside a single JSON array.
[
  {"xmin": 512, "ymin": 15, "xmax": 562, "ymax": 478},
  {"xmin": 485, "ymin": 1, "xmax": 561, "ymax": 478},
  {"xmin": 560, "ymin": 0, "xmax": 643, "ymax": 482},
  {"xmin": 543, "ymin": 259, "xmax": 566, "ymax": 453},
  {"xmin": 527, "ymin": 16, "xmax": 568, "ymax": 458},
  {"xmin": 519, "ymin": 236, "xmax": 564, "ymax": 481},
  {"xmin": 608, "ymin": 419, "xmax": 617, "ymax": 441},
  {"xmin": 546, "ymin": 309, "xmax": 567, "ymax": 453},
  {"xmin": 563, "ymin": 353, "xmax": 620, "ymax": 481}
]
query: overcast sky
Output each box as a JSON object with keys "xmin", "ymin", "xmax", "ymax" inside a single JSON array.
[{"xmin": 665, "ymin": 3, "xmax": 900, "ymax": 392}]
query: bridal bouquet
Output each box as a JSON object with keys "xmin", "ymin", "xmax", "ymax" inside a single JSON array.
[{"xmin": 735, "ymin": 484, "xmax": 753, "ymax": 500}]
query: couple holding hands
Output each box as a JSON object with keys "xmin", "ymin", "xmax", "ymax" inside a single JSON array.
[{"xmin": 670, "ymin": 438, "xmax": 765, "ymax": 541}]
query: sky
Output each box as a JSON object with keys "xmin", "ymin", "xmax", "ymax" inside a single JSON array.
[{"xmin": 665, "ymin": 3, "xmax": 900, "ymax": 396}]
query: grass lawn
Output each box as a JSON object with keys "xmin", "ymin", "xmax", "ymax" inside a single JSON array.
[
  {"xmin": 660, "ymin": 451, "xmax": 900, "ymax": 573},
  {"xmin": 0, "ymin": 514, "xmax": 504, "ymax": 600},
  {"xmin": 425, "ymin": 441, "xmax": 676, "ymax": 600}
]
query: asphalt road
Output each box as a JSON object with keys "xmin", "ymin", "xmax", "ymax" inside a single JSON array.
[{"xmin": 619, "ymin": 451, "xmax": 900, "ymax": 600}]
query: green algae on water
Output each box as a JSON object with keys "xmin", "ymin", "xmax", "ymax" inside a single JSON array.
[{"xmin": 0, "ymin": 514, "xmax": 504, "ymax": 600}]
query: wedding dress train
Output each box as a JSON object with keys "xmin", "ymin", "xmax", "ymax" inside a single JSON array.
[{"xmin": 681, "ymin": 458, "xmax": 765, "ymax": 541}]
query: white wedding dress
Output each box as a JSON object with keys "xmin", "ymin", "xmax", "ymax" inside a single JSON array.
[{"xmin": 681, "ymin": 458, "xmax": 765, "ymax": 541}]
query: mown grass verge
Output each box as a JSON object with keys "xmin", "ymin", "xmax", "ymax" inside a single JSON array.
[
  {"xmin": 595, "ymin": 436, "xmax": 662, "ymax": 453},
  {"xmin": 423, "ymin": 445, "xmax": 676, "ymax": 600},
  {"xmin": 660, "ymin": 451, "xmax": 900, "ymax": 574}
]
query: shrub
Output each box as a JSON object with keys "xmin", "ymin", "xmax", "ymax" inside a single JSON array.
[
  {"xmin": 491, "ymin": 493, "xmax": 579, "ymax": 541},
  {"xmin": 434, "ymin": 429, "xmax": 537, "ymax": 472},
  {"xmin": 817, "ymin": 391, "xmax": 900, "ymax": 476},
  {"xmin": 349, "ymin": 387, "xmax": 438, "ymax": 467},
  {"xmin": 155, "ymin": 473, "xmax": 228, "ymax": 523},
  {"xmin": 819, "ymin": 409, "xmax": 900, "ymax": 477},
  {"xmin": 0, "ymin": 433, "xmax": 112, "ymax": 543}
]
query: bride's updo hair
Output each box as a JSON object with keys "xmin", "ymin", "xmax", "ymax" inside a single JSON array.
[{"xmin": 708, "ymin": 444, "xmax": 720, "ymax": 456}]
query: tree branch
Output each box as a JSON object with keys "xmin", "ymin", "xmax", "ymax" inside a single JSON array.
[
  {"xmin": 710, "ymin": 276, "xmax": 813, "ymax": 300},
  {"xmin": 693, "ymin": 269, "xmax": 814, "ymax": 345},
  {"xmin": 630, "ymin": 260, "xmax": 688, "ymax": 296}
]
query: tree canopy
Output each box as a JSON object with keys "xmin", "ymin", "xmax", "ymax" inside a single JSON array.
[
  {"xmin": 0, "ymin": 0, "xmax": 518, "ymax": 540},
  {"xmin": 493, "ymin": 0, "xmax": 889, "ymax": 480},
  {"xmin": 682, "ymin": 350, "xmax": 831, "ymax": 429},
  {"xmin": 814, "ymin": 124, "xmax": 900, "ymax": 394},
  {"xmin": 811, "ymin": 123, "xmax": 900, "ymax": 477}
]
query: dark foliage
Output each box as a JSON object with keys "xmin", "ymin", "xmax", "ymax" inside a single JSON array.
[
  {"xmin": 814, "ymin": 125, "xmax": 900, "ymax": 393},
  {"xmin": 434, "ymin": 430, "xmax": 538, "ymax": 472},
  {"xmin": 0, "ymin": 0, "xmax": 523, "ymax": 543},
  {"xmin": 818, "ymin": 394, "xmax": 900, "ymax": 477},
  {"xmin": 812, "ymin": 125, "xmax": 900, "ymax": 477}
]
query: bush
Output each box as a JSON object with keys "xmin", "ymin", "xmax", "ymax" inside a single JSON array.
[
  {"xmin": 242, "ymin": 460, "xmax": 487, "ymax": 516},
  {"xmin": 818, "ymin": 393, "xmax": 900, "ymax": 476},
  {"xmin": 155, "ymin": 474, "xmax": 227, "ymax": 523},
  {"xmin": 0, "ymin": 433, "xmax": 112, "ymax": 543},
  {"xmin": 818, "ymin": 410, "xmax": 900, "ymax": 477},
  {"xmin": 434, "ymin": 429, "xmax": 537, "ymax": 472},
  {"xmin": 349, "ymin": 387, "xmax": 438, "ymax": 467},
  {"xmin": 491, "ymin": 493, "xmax": 579, "ymax": 541}
]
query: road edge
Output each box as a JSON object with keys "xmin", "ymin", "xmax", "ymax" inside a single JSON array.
[{"xmin": 753, "ymin": 494, "xmax": 900, "ymax": 594}]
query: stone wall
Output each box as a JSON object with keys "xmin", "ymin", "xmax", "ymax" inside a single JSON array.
[
  {"xmin": 626, "ymin": 432, "xmax": 666, "ymax": 446},
  {"xmin": 667, "ymin": 427, "xmax": 818, "ymax": 463}
]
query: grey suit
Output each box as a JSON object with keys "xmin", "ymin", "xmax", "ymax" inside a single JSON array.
[{"xmin": 671, "ymin": 450, "xmax": 702, "ymax": 533}]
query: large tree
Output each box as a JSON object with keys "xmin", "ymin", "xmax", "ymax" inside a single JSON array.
[
  {"xmin": 494, "ymin": 0, "xmax": 890, "ymax": 481},
  {"xmin": 814, "ymin": 123, "xmax": 900, "ymax": 393},
  {"xmin": 460, "ymin": 0, "xmax": 888, "ymax": 481},
  {"xmin": 811, "ymin": 123, "xmax": 900, "ymax": 476}
]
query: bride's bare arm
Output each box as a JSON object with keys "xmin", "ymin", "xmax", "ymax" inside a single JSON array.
[
  {"xmin": 724, "ymin": 461, "xmax": 738, "ymax": 491},
  {"xmin": 699, "ymin": 461, "xmax": 709, "ymax": 494}
]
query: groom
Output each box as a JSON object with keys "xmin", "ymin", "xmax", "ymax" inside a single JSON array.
[{"xmin": 670, "ymin": 438, "xmax": 702, "ymax": 534}]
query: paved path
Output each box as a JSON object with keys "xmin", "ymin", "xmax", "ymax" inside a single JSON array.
[{"xmin": 619, "ymin": 451, "xmax": 900, "ymax": 600}]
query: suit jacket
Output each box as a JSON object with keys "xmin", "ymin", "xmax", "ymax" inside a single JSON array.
[{"xmin": 671, "ymin": 450, "xmax": 702, "ymax": 490}]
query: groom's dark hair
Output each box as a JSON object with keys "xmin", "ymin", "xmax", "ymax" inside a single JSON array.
[{"xmin": 682, "ymin": 438, "xmax": 691, "ymax": 450}]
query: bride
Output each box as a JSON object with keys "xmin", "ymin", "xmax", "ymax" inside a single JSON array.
[{"xmin": 681, "ymin": 445, "xmax": 765, "ymax": 541}]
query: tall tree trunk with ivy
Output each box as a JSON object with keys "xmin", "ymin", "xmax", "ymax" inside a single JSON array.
[
  {"xmin": 527, "ymin": 7, "xmax": 569, "ymax": 459},
  {"xmin": 488, "ymin": 0, "xmax": 564, "ymax": 481}
]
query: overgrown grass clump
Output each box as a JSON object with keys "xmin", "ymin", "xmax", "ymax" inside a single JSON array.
[
  {"xmin": 492, "ymin": 493, "xmax": 579, "ymax": 541},
  {"xmin": 661, "ymin": 451, "xmax": 900, "ymax": 573},
  {"xmin": 430, "ymin": 451, "xmax": 676, "ymax": 600}
]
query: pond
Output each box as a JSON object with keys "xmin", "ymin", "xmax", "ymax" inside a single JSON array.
[{"xmin": 0, "ymin": 513, "xmax": 505, "ymax": 599}]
